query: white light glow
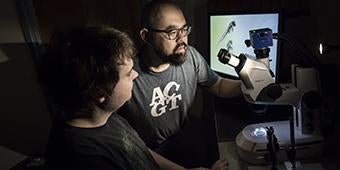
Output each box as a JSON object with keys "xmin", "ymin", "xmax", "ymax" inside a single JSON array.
[
  {"xmin": 319, "ymin": 43, "xmax": 323, "ymax": 55},
  {"xmin": 251, "ymin": 127, "xmax": 267, "ymax": 137}
]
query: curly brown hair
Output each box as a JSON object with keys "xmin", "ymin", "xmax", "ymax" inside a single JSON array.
[{"xmin": 42, "ymin": 25, "xmax": 136, "ymax": 120}]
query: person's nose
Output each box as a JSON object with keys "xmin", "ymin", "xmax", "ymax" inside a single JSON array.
[{"xmin": 132, "ymin": 69, "xmax": 139, "ymax": 80}]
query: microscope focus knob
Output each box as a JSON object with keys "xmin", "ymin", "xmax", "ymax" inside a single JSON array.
[
  {"xmin": 267, "ymin": 84, "xmax": 282, "ymax": 100},
  {"xmin": 257, "ymin": 83, "xmax": 283, "ymax": 101},
  {"xmin": 302, "ymin": 91, "xmax": 322, "ymax": 109}
]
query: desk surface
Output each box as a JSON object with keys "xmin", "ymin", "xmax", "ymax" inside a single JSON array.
[
  {"xmin": 218, "ymin": 142, "xmax": 325, "ymax": 170},
  {"xmin": 0, "ymin": 146, "xmax": 27, "ymax": 170}
]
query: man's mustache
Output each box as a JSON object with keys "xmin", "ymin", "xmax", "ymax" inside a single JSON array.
[{"xmin": 175, "ymin": 42, "xmax": 187, "ymax": 50}]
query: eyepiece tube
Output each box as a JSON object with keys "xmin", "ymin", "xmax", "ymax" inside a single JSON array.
[
  {"xmin": 217, "ymin": 48, "xmax": 231, "ymax": 64},
  {"xmin": 217, "ymin": 48, "xmax": 240, "ymax": 68}
]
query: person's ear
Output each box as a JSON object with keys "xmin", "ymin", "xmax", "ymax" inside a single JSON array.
[
  {"xmin": 98, "ymin": 97, "xmax": 106, "ymax": 103},
  {"xmin": 140, "ymin": 28, "xmax": 149, "ymax": 42}
]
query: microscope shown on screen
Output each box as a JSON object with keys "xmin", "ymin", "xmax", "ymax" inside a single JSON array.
[{"xmin": 217, "ymin": 28, "xmax": 323, "ymax": 169}]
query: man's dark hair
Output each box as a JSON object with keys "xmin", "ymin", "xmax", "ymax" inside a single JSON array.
[
  {"xmin": 141, "ymin": 0, "xmax": 181, "ymax": 28},
  {"xmin": 42, "ymin": 25, "xmax": 135, "ymax": 120}
]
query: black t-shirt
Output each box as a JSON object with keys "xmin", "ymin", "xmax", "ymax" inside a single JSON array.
[{"xmin": 45, "ymin": 113, "xmax": 160, "ymax": 170}]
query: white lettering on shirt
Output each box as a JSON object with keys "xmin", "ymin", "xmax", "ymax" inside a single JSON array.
[{"xmin": 149, "ymin": 81, "xmax": 182, "ymax": 117}]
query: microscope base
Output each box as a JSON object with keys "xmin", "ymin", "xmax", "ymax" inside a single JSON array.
[
  {"xmin": 248, "ymin": 162, "xmax": 324, "ymax": 170},
  {"xmin": 235, "ymin": 120, "xmax": 323, "ymax": 165}
]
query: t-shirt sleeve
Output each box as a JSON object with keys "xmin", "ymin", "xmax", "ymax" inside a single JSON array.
[{"xmin": 189, "ymin": 46, "xmax": 219, "ymax": 87}]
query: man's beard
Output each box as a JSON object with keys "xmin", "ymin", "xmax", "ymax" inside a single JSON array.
[{"xmin": 155, "ymin": 42, "xmax": 187, "ymax": 65}]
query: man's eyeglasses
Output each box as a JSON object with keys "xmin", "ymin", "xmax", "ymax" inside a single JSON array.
[{"xmin": 149, "ymin": 25, "xmax": 192, "ymax": 40}]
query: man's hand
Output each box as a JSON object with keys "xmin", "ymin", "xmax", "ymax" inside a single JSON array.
[
  {"xmin": 188, "ymin": 158, "xmax": 228, "ymax": 170},
  {"xmin": 211, "ymin": 158, "xmax": 228, "ymax": 170}
]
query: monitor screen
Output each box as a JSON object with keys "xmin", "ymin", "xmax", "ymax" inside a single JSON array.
[{"xmin": 209, "ymin": 12, "xmax": 280, "ymax": 79}]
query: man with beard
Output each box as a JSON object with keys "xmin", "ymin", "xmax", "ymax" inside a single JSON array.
[
  {"xmin": 43, "ymin": 25, "xmax": 212, "ymax": 170},
  {"xmin": 119, "ymin": 0, "xmax": 240, "ymax": 169}
]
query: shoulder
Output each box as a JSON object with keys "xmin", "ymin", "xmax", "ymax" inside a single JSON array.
[
  {"xmin": 184, "ymin": 46, "xmax": 208, "ymax": 68},
  {"xmin": 186, "ymin": 46, "xmax": 202, "ymax": 58},
  {"xmin": 185, "ymin": 46, "xmax": 206, "ymax": 62},
  {"xmin": 108, "ymin": 113, "xmax": 134, "ymax": 131}
]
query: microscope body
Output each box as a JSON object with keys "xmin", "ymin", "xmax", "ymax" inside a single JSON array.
[
  {"xmin": 217, "ymin": 28, "xmax": 323, "ymax": 164},
  {"xmin": 217, "ymin": 27, "xmax": 322, "ymax": 134}
]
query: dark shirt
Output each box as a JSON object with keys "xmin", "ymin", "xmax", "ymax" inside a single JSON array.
[
  {"xmin": 120, "ymin": 46, "xmax": 219, "ymax": 149},
  {"xmin": 45, "ymin": 113, "xmax": 160, "ymax": 170}
]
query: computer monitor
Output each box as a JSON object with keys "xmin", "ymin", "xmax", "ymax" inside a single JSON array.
[{"xmin": 209, "ymin": 12, "xmax": 280, "ymax": 80}]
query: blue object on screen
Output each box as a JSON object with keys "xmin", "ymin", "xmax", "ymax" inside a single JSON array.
[{"xmin": 209, "ymin": 12, "xmax": 280, "ymax": 80}]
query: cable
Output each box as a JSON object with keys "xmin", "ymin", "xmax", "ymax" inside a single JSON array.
[
  {"xmin": 273, "ymin": 33, "xmax": 321, "ymax": 69},
  {"xmin": 281, "ymin": 33, "xmax": 321, "ymax": 65}
]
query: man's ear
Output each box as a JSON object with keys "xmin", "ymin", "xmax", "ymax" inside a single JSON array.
[{"xmin": 140, "ymin": 28, "xmax": 149, "ymax": 42}]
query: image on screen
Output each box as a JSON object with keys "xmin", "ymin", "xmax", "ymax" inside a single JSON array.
[{"xmin": 210, "ymin": 12, "xmax": 279, "ymax": 79}]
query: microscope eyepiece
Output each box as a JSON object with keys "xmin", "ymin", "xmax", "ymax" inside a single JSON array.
[{"xmin": 217, "ymin": 48, "xmax": 231, "ymax": 64}]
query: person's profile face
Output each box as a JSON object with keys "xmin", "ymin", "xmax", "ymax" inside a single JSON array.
[
  {"xmin": 104, "ymin": 57, "xmax": 138, "ymax": 112},
  {"xmin": 149, "ymin": 6, "xmax": 189, "ymax": 65}
]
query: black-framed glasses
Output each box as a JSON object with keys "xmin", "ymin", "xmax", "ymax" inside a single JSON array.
[{"xmin": 149, "ymin": 25, "xmax": 192, "ymax": 40}]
